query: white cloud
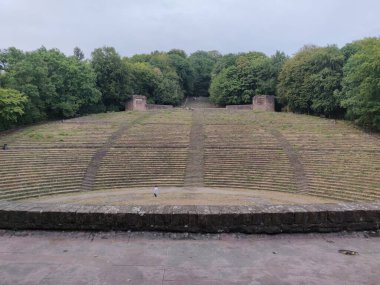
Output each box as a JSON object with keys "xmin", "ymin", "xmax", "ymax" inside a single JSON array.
[{"xmin": 1, "ymin": 0, "xmax": 379, "ymax": 57}]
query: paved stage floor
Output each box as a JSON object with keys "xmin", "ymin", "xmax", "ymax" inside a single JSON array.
[
  {"xmin": 25, "ymin": 187, "xmax": 337, "ymax": 206},
  {"xmin": 0, "ymin": 230, "xmax": 379, "ymax": 285}
]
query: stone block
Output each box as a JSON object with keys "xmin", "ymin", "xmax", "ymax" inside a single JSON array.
[
  {"xmin": 0, "ymin": 201, "xmax": 380, "ymax": 234},
  {"xmin": 252, "ymin": 95, "xmax": 275, "ymax": 111},
  {"xmin": 125, "ymin": 95, "xmax": 147, "ymax": 111}
]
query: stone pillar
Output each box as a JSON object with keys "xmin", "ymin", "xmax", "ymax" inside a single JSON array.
[
  {"xmin": 252, "ymin": 95, "xmax": 275, "ymax": 112},
  {"xmin": 125, "ymin": 95, "xmax": 147, "ymax": 111}
]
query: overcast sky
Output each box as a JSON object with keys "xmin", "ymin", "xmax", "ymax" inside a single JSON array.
[{"xmin": 1, "ymin": 0, "xmax": 380, "ymax": 57}]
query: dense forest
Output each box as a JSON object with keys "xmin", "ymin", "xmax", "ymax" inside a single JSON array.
[{"xmin": 0, "ymin": 37, "xmax": 379, "ymax": 131}]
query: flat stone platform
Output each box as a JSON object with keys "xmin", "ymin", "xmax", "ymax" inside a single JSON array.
[
  {"xmin": 0, "ymin": 199, "xmax": 379, "ymax": 234},
  {"xmin": 0, "ymin": 230, "xmax": 379, "ymax": 285},
  {"xmin": 25, "ymin": 187, "xmax": 337, "ymax": 206}
]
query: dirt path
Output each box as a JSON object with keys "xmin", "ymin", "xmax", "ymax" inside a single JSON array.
[
  {"xmin": 81, "ymin": 112, "xmax": 153, "ymax": 191},
  {"xmin": 269, "ymin": 129, "xmax": 309, "ymax": 193}
]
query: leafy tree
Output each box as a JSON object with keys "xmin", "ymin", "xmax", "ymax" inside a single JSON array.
[
  {"xmin": 73, "ymin": 47, "xmax": 85, "ymax": 61},
  {"xmin": 212, "ymin": 53, "xmax": 239, "ymax": 76},
  {"xmin": 270, "ymin": 51, "xmax": 288, "ymax": 83},
  {"xmin": 91, "ymin": 47, "xmax": 132, "ymax": 111},
  {"xmin": 0, "ymin": 88, "xmax": 27, "ymax": 130},
  {"xmin": 167, "ymin": 51, "xmax": 194, "ymax": 96},
  {"xmin": 125, "ymin": 60, "xmax": 160, "ymax": 100},
  {"xmin": 210, "ymin": 51, "xmax": 285, "ymax": 105},
  {"xmin": 188, "ymin": 51, "xmax": 221, "ymax": 97},
  {"xmin": 146, "ymin": 51, "xmax": 174, "ymax": 73},
  {"xmin": 337, "ymin": 38, "xmax": 380, "ymax": 130},
  {"xmin": 167, "ymin": 49, "xmax": 187, "ymax": 58},
  {"xmin": 127, "ymin": 50, "xmax": 187, "ymax": 105},
  {"xmin": 154, "ymin": 71, "xmax": 184, "ymax": 105},
  {"xmin": 209, "ymin": 66, "xmax": 243, "ymax": 105},
  {"xmin": 277, "ymin": 45, "xmax": 344, "ymax": 116},
  {"xmin": 1, "ymin": 47, "xmax": 100, "ymax": 123},
  {"xmin": 0, "ymin": 47, "xmax": 25, "ymax": 72}
]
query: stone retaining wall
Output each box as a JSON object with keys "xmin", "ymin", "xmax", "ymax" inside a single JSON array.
[
  {"xmin": 147, "ymin": 104, "xmax": 173, "ymax": 110},
  {"xmin": 225, "ymin": 105, "xmax": 252, "ymax": 110},
  {"xmin": 0, "ymin": 201, "xmax": 379, "ymax": 233}
]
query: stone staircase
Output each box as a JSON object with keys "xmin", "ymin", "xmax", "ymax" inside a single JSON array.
[{"xmin": 184, "ymin": 109, "xmax": 205, "ymax": 187}]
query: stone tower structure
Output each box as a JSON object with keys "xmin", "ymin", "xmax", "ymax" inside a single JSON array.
[
  {"xmin": 252, "ymin": 95, "xmax": 275, "ymax": 112},
  {"xmin": 125, "ymin": 95, "xmax": 147, "ymax": 111}
]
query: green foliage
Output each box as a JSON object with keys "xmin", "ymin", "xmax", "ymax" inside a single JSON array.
[
  {"xmin": 167, "ymin": 51, "xmax": 194, "ymax": 97},
  {"xmin": 154, "ymin": 72, "xmax": 184, "ymax": 105},
  {"xmin": 209, "ymin": 66, "xmax": 242, "ymax": 105},
  {"xmin": 0, "ymin": 88, "xmax": 27, "ymax": 130},
  {"xmin": 277, "ymin": 45, "xmax": 344, "ymax": 116},
  {"xmin": 91, "ymin": 47, "xmax": 131, "ymax": 111},
  {"xmin": 125, "ymin": 61, "xmax": 160, "ymax": 99},
  {"xmin": 1, "ymin": 47, "xmax": 100, "ymax": 124},
  {"xmin": 337, "ymin": 38, "xmax": 380, "ymax": 130},
  {"xmin": 210, "ymin": 51, "xmax": 286, "ymax": 105},
  {"xmin": 73, "ymin": 47, "xmax": 85, "ymax": 61},
  {"xmin": 127, "ymin": 50, "xmax": 187, "ymax": 105},
  {"xmin": 188, "ymin": 51, "xmax": 221, "ymax": 97},
  {"xmin": 212, "ymin": 53, "xmax": 239, "ymax": 76}
]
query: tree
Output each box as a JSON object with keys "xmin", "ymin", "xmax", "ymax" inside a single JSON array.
[
  {"xmin": 212, "ymin": 53, "xmax": 239, "ymax": 76},
  {"xmin": 277, "ymin": 45, "xmax": 344, "ymax": 116},
  {"xmin": 167, "ymin": 49, "xmax": 187, "ymax": 58},
  {"xmin": 209, "ymin": 66, "xmax": 243, "ymax": 105},
  {"xmin": 154, "ymin": 71, "xmax": 184, "ymax": 105},
  {"xmin": 337, "ymin": 38, "xmax": 380, "ymax": 130},
  {"xmin": 127, "ymin": 50, "xmax": 188, "ymax": 105},
  {"xmin": 167, "ymin": 51, "xmax": 194, "ymax": 96},
  {"xmin": 188, "ymin": 51, "xmax": 221, "ymax": 97},
  {"xmin": 91, "ymin": 47, "xmax": 132, "ymax": 111},
  {"xmin": 125, "ymin": 60, "xmax": 160, "ymax": 102},
  {"xmin": 1, "ymin": 47, "xmax": 101, "ymax": 123},
  {"xmin": 0, "ymin": 88, "xmax": 27, "ymax": 130},
  {"xmin": 73, "ymin": 47, "xmax": 85, "ymax": 61},
  {"xmin": 209, "ymin": 51, "xmax": 285, "ymax": 105}
]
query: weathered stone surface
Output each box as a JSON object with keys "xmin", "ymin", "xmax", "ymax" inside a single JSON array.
[
  {"xmin": 225, "ymin": 104, "xmax": 251, "ymax": 110},
  {"xmin": 125, "ymin": 95, "xmax": 147, "ymax": 111},
  {"xmin": 0, "ymin": 202, "xmax": 379, "ymax": 233},
  {"xmin": 147, "ymin": 104, "xmax": 173, "ymax": 110},
  {"xmin": 252, "ymin": 95, "xmax": 275, "ymax": 111}
]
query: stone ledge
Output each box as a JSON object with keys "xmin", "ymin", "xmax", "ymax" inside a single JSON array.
[{"xmin": 0, "ymin": 202, "xmax": 379, "ymax": 234}]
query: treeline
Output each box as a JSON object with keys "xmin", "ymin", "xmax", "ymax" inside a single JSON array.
[
  {"xmin": 0, "ymin": 47, "xmax": 218, "ymax": 130},
  {"xmin": 210, "ymin": 37, "xmax": 380, "ymax": 131},
  {"xmin": 1, "ymin": 37, "xmax": 379, "ymax": 131}
]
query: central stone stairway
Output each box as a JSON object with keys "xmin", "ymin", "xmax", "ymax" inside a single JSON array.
[
  {"xmin": 184, "ymin": 110, "xmax": 206, "ymax": 187},
  {"xmin": 183, "ymin": 96, "xmax": 218, "ymax": 109}
]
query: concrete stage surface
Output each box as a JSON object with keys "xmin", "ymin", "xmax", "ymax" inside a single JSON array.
[
  {"xmin": 0, "ymin": 230, "xmax": 379, "ymax": 285},
  {"xmin": 26, "ymin": 187, "xmax": 337, "ymax": 206}
]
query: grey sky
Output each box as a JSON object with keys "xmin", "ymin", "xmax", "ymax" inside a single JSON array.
[{"xmin": 1, "ymin": 0, "xmax": 379, "ymax": 57}]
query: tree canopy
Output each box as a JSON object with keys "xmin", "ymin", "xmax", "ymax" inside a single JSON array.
[
  {"xmin": 188, "ymin": 51, "xmax": 221, "ymax": 97},
  {"xmin": 91, "ymin": 47, "xmax": 131, "ymax": 111},
  {"xmin": 0, "ymin": 38, "xmax": 379, "ymax": 132},
  {"xmin": 277, "ymin": 45, "xmax": 344, "ymax": 117},
  {"xmin": 0, "ymin": 47, "xmax": 100, "ymax": 123},
  {"xmin": 337, "ymin": 38, "xmax": 380, "ymax": 130},
  {"xmin": 209, "ymin": 51, "xmax": 287, "ymax": 105},
  {"xmin": 0, "ymin": 88, "xmax": 27, "ymax": 130}
]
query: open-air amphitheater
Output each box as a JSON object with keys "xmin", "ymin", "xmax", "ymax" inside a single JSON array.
[{"xmin": 0, "ymin": 97, "xmax": 380, "ymax": 233}]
